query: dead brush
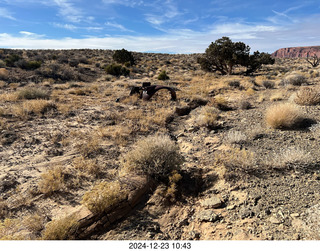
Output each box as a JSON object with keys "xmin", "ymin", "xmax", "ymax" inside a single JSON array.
[
  {"xmin": 11, "ymin": 100, "xmax": 57, "ymax": 119},
  {"xmin": 212, "ymin": 95, "xmax": 232, "ymax": 111},
  {"xmin": 192, "ymin": 106, "xmax": 221, "ymax": 130},
  {"xmin": 38, "ymin": 166, "xmax": 65, "ymax": 195},
  {"xmin": 213, "ymin": 147, "xmax": 256, "ymax": 179},
  {"xmin": 72, "ymin": 156, "xmax": 101, "ymax": 176},
  {"xmin": 42, "ymin": 214, "xmax": 79, "ymax": 240},
  {"xmin": 17, "ymin": 87, "xmax": 50, "ymax": 100},
  {"xmin": 0, "ymin": 218, "xmax": 24, "ymax": 240},
  {"xmin": 225, "ymin": 130, "xmax": 247, "ymax": 144},
  {"xmin": 121, "ymin": 134, "xmax": 183, "ymax": 181},
  {"xmin": 76, "ymin": 136, "xmax": 104, "ymax": 158},
  {"xmin": 23, "ymin": 214, "xmax": 45, "ymax": 233},
  {"xmin": 294, "ymin": 87, "xmax": 320, "ymax": 106},
  {"xmin": 0, "ymin": 68, "xmax": 8, "ymax": 80},
  {"xmin": 81, "ymin": 180, "xmax": 128, "ymax": 214},
  {"xmin": 267, "ymin": 147, "xmax": 312, "ymax": 169},
  {"xmin": 97, "ymin": 125, "xmax": 131, "ymax": 146},
  {"xmin": 265, "ymin": 103, "xmax": 305, "ymax": 129}
]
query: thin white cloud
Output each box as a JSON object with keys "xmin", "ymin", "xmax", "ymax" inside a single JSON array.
[
  {"xmin": 53, "ymin": 23, "xmax": 78, "ymax": 31},
  {"xmin": 53, "ymin": 22, "xmax": 103, "ymax": 32},
  {"xmin": 19, "ymin": 31, "xmax": 45, "ymax": 38},
  {"xmin": 145, "ymin": 0, "xmax": 182, "ymax": 28},
  {"xmin": 209, "ymin": 23, "xmax": 278, "ymax": 39},
  {"xmin": 105, "ymin": 21, "xmax": 133, "ymax": 32},
  {"xmin": 101, "ymin": 0, "xmax": 144, "ymax": 7},
  {"xmin": 53, "ymin": 0, "xmax": 83, "ymax": 23},
  {"xmin": 0, "ymin": 7, "xmax": 16, "ymax": 20}
]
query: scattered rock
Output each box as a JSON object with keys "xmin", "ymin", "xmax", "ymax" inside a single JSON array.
[
  {"xmin": 227, "ymin": 205, "xmax": 236, "ymax": 210},
  {"xmin": 201, "ymin": 196, "xmax": 223, "ymax": 209},
  {"xmin": 290, "ymin": 213, "xmax": 300, "ymax": 218},
  {"xmin": 175, "ymin": 106, "xmax": 191, "ymax": 116},
  {"xmin": 0, "ymin": 174, "xmax": 19, "ymax": 193},
  {"xmin": 1, "ymin": 131, "xmax": 18, "ymax": 145},
  {"xmin": 269, "ymin": 216, "xmax": 281, "ymax": 224},
  {"xmin": 197, "ymin": 210, "xmax": 219, "ymax": 222},
  {"xmin": 239, "ymin": 207, "xmax": 254, "ymax": 219}
]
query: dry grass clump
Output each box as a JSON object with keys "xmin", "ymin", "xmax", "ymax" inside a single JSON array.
[
  {"xmin": 76, "ymin": 136, "xmax": 103, "ymax": 158},
  {"xmin": 38, "ymin": 166, "xmax": 64, "ymax": 195},
  {"xmin": 281, "ymin": 73, "xmax": 307, "ymax": 86},
  {"xmin": 268, "ymin": 147, "xmax": 311, "ymax": 169},
  {"xmin": 294, "ymin": 87, "xmax": 320, "ymax": 106},
  {"xmin": 0, "ymin": 92, "xmax": 19, "ymax": 102},
  {"xmin": 23, "ymin": 214, "xmax": 45, "ymax": 233},
  {"xmin": 42, "ymin": 214, "xmax": 79, "ymax": 240},
  {"xmin": 212, "ymin": 95, "xmax": 232, "ymax": 111},
  {"xmin": 121, "ymin": 134, "xmax": 183, "ymax": 181},
  {"xmin": 72, "ymin": 156, "xmax": 101, "ymax": 176},
  {"xmin": 214, "ymin": 147, "xmax": 256, "ymax": 179},
  {"xmin": 0, "ymin": 218, "xmax": 23, "ymax": 240},
  {"xmin": 17, "ymin": 87, "xmax": 50, "ymax": 100},
  {"xmin": 12, "ymin": 100, "xmax": 57, "ymax": 119},
  {"xmin": 225, "ymin": 130, "xmax": 247, "ymax": 144},
  {"xmin": 265, "ymin": 103, "xmax": 305, "ymax": 129},
  {"xmin": 97, "ymin": 125, "xmax": 131, "ymax": 146},
  {"xmin": 81, "ymin": 180, "xmax": 127, "ymax": 214},
  {"xmin": 0, "ymin": 68, "xmax": 8, "ymax": 80},
  {"xmin": 262, "ymin": 80, "xmax": 275, "ymax": 89},
  {"xmin": 165, "ymin": 170, "xmax": 182, "ymax": 202},
  {"xmin": 270, "ymin": 92, "xmax": 284, "ymax": 101},
  {"xmin": 193, "ymin": 106, "xmax": 220, "ymax": 129}
]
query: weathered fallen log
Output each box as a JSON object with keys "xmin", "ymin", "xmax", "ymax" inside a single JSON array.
[{"xmin": 68, "ymin": 175, "xmax": 154, "ymax": 239}]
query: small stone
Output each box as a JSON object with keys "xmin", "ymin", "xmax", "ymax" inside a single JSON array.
[
  {"xmin": 239, "ymin": 207, "xmax": 254, "ymax": 219},
  {"xmin": 176, "ymin": 133, "xmax": 185, "ymax": 138},
  {"xmin": 201, "ymin": 196, "xmax": 223, "ymax": 209},
  {"xmin": 227, "ymin": 205, "xmax": 236, "ymax": 210},
  {"xmin": 269, "ymin": 216, "xmax": 281, "ymax": 224},
  {"xmin": 175, "ymin": 106, "xmax": 191, "ymax": 116},
  {"xmin": 197, "ymin": 210, "xmax": 219, "ymax": 222},
  {"xmin": 189, "ymin": 231, "xmax": 200, "ymax": 240},
  {"xmin": 187, "ymin": 127, "xmax": 196, "ymax": 132},
  {"xmin": 290, "ymin": 213, "xmax": 300, "ymax": 218}
]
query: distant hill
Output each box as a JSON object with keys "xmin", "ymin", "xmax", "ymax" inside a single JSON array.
[{"xmin": 272, "ymin": 46, "xmax": 320, "ymax": 58}]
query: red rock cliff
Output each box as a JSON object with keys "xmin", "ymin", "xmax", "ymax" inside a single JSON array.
[{"xmin": 272, "ymin": 46, "xmax": 320, "ymax": 58}]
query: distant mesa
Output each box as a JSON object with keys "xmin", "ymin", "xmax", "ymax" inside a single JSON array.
[{"xmin": 272, "ymin": 46, "xmax": 320, "ymax": 58}]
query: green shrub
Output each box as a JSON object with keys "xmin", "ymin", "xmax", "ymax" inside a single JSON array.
[
  {"xmin": 105, "ymin": 63, "xmax": 130, "ymax": 77},
  {"xmin": 158, "ymin": 70, "xmax": 169, "ymax": 80},
  {"xmin": 4, "ymin": 54, "xmax": 21, "ymax": 67},
  {"xmin": 15, "ymin": 59, "xmax": 42, "ymax": 70},
  {"xmin": 112, "ymin": 48, "xmax": 135, "ymax": 66}
]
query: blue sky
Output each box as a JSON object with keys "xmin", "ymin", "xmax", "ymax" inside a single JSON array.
[{"xmin": 0, "ymin": 0, "xmax": 320, "ymax": 53}]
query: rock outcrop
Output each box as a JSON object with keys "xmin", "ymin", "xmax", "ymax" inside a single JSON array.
[{"xmin": 272, "ymin": 46, "xmax": 320, "ymax": 58}]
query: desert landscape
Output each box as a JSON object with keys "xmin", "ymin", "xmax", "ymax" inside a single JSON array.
[{"xmin": 1, "ymin": 46, "xmax": 320, "ymax": 240}]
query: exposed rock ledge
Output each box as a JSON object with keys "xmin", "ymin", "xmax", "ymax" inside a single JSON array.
[{"xmin": 272, "ymin": 46, "xmax": 320, "ymax": 58}]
